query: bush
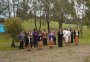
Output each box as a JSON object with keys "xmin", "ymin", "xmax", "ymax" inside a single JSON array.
[{"xmin": 4, "ymin": 17, "xmax": 22, "ymax": 42}]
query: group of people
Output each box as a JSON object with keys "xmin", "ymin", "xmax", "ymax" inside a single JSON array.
[{"xmin": 19, "ymin": 28, "xmax": 79, "ymax": 50}]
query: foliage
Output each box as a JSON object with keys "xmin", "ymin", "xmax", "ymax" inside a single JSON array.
[{"xmin": 4, "ymin": 17, "xmax": 22, "ymax": 41}]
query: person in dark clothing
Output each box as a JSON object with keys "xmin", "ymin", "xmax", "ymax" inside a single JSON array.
[
  {"xmin": 19, "ymin": 31, "xmax": 25, "ymax": 49},
  {"xmin": 42, "ymin": 29, "xmax": 47, "ymax": 46},
  {"xmin": 33, "ymin": 29, "xmax": 38, "ymax": 48},
  {"xmin": 25, "ymin": 32, "xmax": 29, "ymax": 47},
  {"xmin": 74, "ymin": 29, "xmax": 76, "ymax": 39},
  {"xmin": 58, "ymin": 29, "xmax": 63, "ymax": 47},
  {"xmin": 70, "ymin": 29, "xmax": 74, "ymax": 43}
]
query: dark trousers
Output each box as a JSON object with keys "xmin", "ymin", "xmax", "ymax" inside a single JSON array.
[
  {"xmin": 53, "ymin": 37, "xmax": 56, "ymax": 45},
  {"xmin": 33, "ymin": 41, "xmax": 37, "ymax": 48},
  {"xmin": 30, "ymin": 38, "xmax": 33, "ymax": 48},
  {"xmin": 25, "ymin": 39, "xmax": 29, "ymax": 47},
  {"xmin": 19, "ymin": 41, "xmax": 24, "ymax": 49},
  {"xmin": 58, "ymin": 41, "xmax": 62, "ymax": 47},
  {"xmin": 43, "ymin": 38, "xmax": 47, "ymax": 46}
]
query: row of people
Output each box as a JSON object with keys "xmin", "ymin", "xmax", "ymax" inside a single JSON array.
[{"xmin": 19, "ymin": 28, "xmax": 79, "ymax": 50}]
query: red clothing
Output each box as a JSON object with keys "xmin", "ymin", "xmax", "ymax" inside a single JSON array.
[{"xmin": 75, "ymin": 36, "xmax": 79, "ymax": 44}]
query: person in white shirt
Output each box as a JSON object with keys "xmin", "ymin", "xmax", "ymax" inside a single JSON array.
[
  {"xmin": 64, "ymin": 29, "xmax": 69, "ymax": 46},
  {"xmin": 63, "ymin": 28, "xmax": 66, "ymax": 42},
  {"xmin": 68, "ymin": 29, "xmax": 71, "ymax": 46}
]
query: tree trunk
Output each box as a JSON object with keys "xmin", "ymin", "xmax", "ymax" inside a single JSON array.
[
  {"xmin": 79, "ymin": 19, "xmax": 83, "ymax": 38},
  {"xmin": 12, "ymin": 1, "xmax": 15, "ymax": 17},
  {"xmin": 11, "ymin": 40, "xmax": 15, "ymax": 47},
  {"xmin": 46, "ymin": 12, "xmax": 50, "ymax": 33},
  {"xmin": 34, "ymin": 13, "xmax": 37, "ymax": 29},
  {"xmin": 7, "ymin": 0, "xmax": 11, "ymax": 18},
  {"xmin": 39, "ymin": 10, "xmax": 42, "ymax": 30},
  {"xmin": 59, "ymin": 12, "xmax": 63, "ymax": 30},
  {"xmin": 34, "ymin": 2, "xmax": 37, "ymax": 29}
]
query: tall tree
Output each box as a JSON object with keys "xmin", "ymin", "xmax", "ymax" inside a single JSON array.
[
  {"xmin": 41, "ymin": 0, "xmax": 55, "ymax": 33},
  {"xmin": 16, "ymin": 0, "xmax": 30, "ymax": 20},
  {"xmin": 7, "ymin": 0, "xmax": 11, "ymax": 18}
]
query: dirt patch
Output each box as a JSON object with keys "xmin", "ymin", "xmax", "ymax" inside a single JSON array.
[{"xmin": 0, "ymin": 45, "xmax": 90, "ymax": 62}]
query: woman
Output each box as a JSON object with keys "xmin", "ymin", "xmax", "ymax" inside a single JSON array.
[
  {"xmin": 68, "ymin": 29, "xmax": 71, "ymax": 45},
  {"xmin": 64, "ymin": 29, "xmax": 69, "ymax": 46},
  {"xmin": 75, "ymin": 29, "xmax": 79, "ymax": 45},
  {"xmin": 42, "ymin": 29, "xmax": 47, "ymax": 46},
  {"xmin": 37, "ymin": 30, "xmax": 43, "ymax": 50},
  {"xmin": 27, "ymin": 31, "xmax": 33, "ymax": 50},
  {"xmin": 58, "ymin": 29, "xmax": 63, "ymax": 47},
  {"xmin": 48, "ymin": 31, "xmax": 54, "ymax": 48},
  {"xmin": 52, "ymin": 30, "xmax": 56, "ymax": 45}
]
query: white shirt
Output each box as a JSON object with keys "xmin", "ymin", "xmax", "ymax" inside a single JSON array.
[
  {"xmin": 76, "ymin": 30, "xmax": 78, "ymax": 36},
  {"xmin": 64, "ymin": 30, "xmax": 68, "ymax": 37},
  {"xmin": 68, "ymin": 30, "xmax": 71, "ymax": 37}
]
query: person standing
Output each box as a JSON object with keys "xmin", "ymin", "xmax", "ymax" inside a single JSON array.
[
  {"xmin": 58, "ymin": 29, "xmax": 63, "ymax": 47},
  {"xmin": 28, "ymin": 31, "xmax": 33, "ymax": 48},
  {"xmin": 19, "ymin": 31, "xmax": 25, "ymax": 49},
  {"xmin": 68, "ymin": 29, "xmax": 71, "ymax": 45},
  {"xmin": 48, "ymin": 31, "xmax": 54, "ymax": 48},
  {"xmin": 70, "ymin": 29, "xmax": 74, "ymax": 43},
  {"xmin": 33, "ymin": 29, "xmax": 38, "ymax": 48},
  {"xmin": 42, "ymin": 29, "xmax": 47, "ymax": 46},
  {"xmin": 75, "ymin": 29, "xmax": 79, "ymax": 45},
  {"xmin": 74, "ymin": 29, "xmax": 76, "ymax": 39},
  {"xmin": 52, "ymin": 30, "xmax": 56, "ymax": 45},
  {"xmin": 64, "ymin": 29, "xmax": 69, "ymax": 46},
  {"xmin": 37, "ymin": 30, "xmax": 43, "ymax": 50},
  {"xmin": 63, "ymin": 28, "xmax": 66, "ymax": 43},
  {"xmin": 25, "ymin": 32, "xmax": 29, "ymax": 48}
]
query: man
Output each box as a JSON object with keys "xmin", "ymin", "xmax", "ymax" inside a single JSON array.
[
  {"xmin": 58, "ymin": 29, "xmax": 63, "ymax": 47},
  {"xmin": 19, "ymin": 31, "xmax": 25, "ymax": 49},
  {"xmin": 33, "ymin": 29, "xmax": 38, "ymax": 48}
]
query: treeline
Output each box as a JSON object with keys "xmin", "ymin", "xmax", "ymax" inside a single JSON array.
[{"xmin": 0, "ymin": 0, "xmax": 90, "ymax": 37}]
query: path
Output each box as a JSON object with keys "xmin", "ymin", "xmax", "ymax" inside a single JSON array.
[{"xmin": 0, "ymin": 45, "xmax": 90, "ymax": 62}]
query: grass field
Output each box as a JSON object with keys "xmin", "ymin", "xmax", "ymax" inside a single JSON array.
[
  {"xmin": 0, "ymin": 21, "xmax": 90, "ymax": 62},
  {"xmin": 0, "ymin": 21, "xmax": 90, "ymax": 51}
]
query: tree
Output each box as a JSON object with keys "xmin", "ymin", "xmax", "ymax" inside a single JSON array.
[
  {"xmin": 7, "ymin": 0, "xmax": 11, "ymax": 18},
  {"xmin": 16, "ymin": 0, "xmax": 30, "ymax": 20},
  {"xmin": 53, "ymin": 0, "xmax": 74, "ymax": 29},
  {"xmin": 4, "ymin": 17, "xmax": 22, "ymax": 47},
  {"xmin": 41, "ymin": 0, "xmax": 55, "ymax": 33},
  {"xmin": 0, "ymin": 0, "xmax": 9, "ymax": 18}
]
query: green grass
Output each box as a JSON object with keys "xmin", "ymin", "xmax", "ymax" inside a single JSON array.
[
  {"xmin": 0, "ymin": 20, "xmax": 90, "ymax": 51},
  {"xmin": 0, "ymin": 34, "xmax": 19, "ymax": 51}
]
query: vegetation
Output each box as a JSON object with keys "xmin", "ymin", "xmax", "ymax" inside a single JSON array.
[
  {"xmin": 4, "ymin": 17, "xmax": 22, "ymax": 47},
  {"xmin": 0, "ymin": 21, "xmax": 90, "ymax": 51}
]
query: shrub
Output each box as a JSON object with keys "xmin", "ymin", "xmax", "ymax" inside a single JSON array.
[{"xmin": 4, "ymin": 17, "xmax": 23, "ymax": 46}]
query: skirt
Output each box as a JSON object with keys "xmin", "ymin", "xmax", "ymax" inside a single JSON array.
[
  {"xmin": 65, "ymin": 36, "xmax": 68, "ymax": 42},
  {"xmin": 75, "ymin": 36, "xmax": 79, "ymax": 45},
  {"xmin": 68, "ymin": 36, "xmax": 71, "ymax": 43},
  {"xmin": 48, "ymin": 40, "xmax": 54, "ymax": 48},
  {"xmin": 38, "ymin": 41, "xmax": 43, "ymax": 50}
]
